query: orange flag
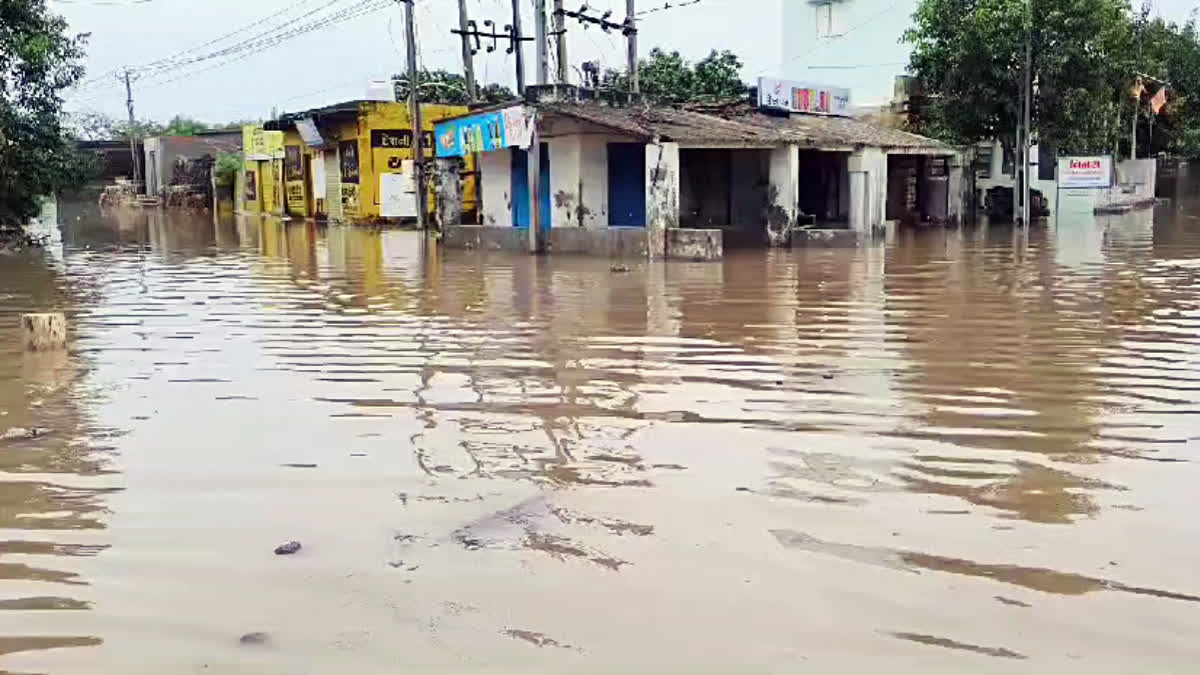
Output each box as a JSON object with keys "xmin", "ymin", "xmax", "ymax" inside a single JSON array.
[{"xmin": 1151, "ymin": 87, "xmax": 1168, "ymax": 114}]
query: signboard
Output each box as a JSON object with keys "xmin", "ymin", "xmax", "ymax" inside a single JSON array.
[
  {"xmin": 284, "ymin": 145, "xmax": 303, "ymax": 181},
  {"xmin": 1057, "ymin": 156, "xmax": 1112, "ymax": 189},
  {"xmin": 435, "ymin": 106, "xmax": 533, "ymax": 157},
  {"xmin": 370, "ymin": 129, "xmax": 434, "ymax": 153},
  {"xmin": 339, "ymin": 140, "xmax": 359, "ymax": 184},
  {"xmin": 242, "ymin": 126, "xmax": 284, "ymax": 161},
  {"xmin": 380, "ymin": 168, "xmax": 415, "ymax": 218},
  {"xmin": 757, "ymin": 77, "xmax": 851, "ymax": 117},
  {"xmin": 244, "ymin": 170, "xmax": 257, "ymax": 202}
]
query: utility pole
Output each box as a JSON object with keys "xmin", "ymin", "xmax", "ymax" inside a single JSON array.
[
  {"xmin": 1021, "ymin": 0, "xmax": 1031, "ymax": 224},
  {"xmin": 402, "ymin": 0, "xmax": 427, "ymax": 229},
  {"xmin": 511, "ymin": 0, "xmax": 526, "ymax": 94},
  {"xmin": 123, "ymin": 69, "xmax": 142, "ymax": 190},
  {"xmin": 1131, "ymin": 96, "xmax": 1138, "ymax": 160},
  {"xmin": 554, "ymin": 0, "xmax": 568, "ymax": 83},
  {"xmin": 626, "ymin": 0, "xmax": 638, "ymax": 93},
  {"xmin": 456, "ymin": 0, "xmax": 477, "ymax": 101},
  {"xmin": 535, "ymin": 0, "xmax": 549, "ymax": 86}
]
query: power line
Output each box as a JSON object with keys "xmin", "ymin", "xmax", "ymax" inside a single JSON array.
[{"xmin": 635, "ymin": 0, "xmax": 700, "ymax": 17}]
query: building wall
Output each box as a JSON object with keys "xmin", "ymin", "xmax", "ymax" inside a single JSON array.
[
  {"xmin": 782, "ymin": 0, "xmax": 919, "ymax": 108},
  {"xmin": 479, "ymin": 150, "xmax": 513, "ymax": 228}
]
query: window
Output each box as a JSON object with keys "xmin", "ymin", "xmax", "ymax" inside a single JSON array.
[{"xmin": 815, "ymin": 2, "xmax": 843, "ymax": 39}]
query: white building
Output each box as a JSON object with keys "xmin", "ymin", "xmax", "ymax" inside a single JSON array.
[{"xmin": 782, "ymin": 0, "xmax": 920, "ymax": 111}]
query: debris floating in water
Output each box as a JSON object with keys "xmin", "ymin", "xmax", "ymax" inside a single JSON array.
[{"xmin": 274, "ymin": 541, "xmax": 302, "ymax": 555}]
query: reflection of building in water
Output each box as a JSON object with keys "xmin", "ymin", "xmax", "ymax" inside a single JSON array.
[
  {"xmin": 0, "ymin": 253, "xmax": 111, "ymax": 650},
  {"xmin": 885, "ymin": 227, "xmax": 1121, "ymax": 523}
]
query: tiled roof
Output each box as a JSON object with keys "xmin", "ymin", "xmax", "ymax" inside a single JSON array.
[{"xmin": 540, "ymin": 101, "xmax": 948, "ymax": 151}]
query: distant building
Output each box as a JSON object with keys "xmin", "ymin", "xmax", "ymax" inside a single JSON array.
[
  {"xmin": 76, "ymin": 139, "xmax": 142, "ymax": 183},
  {"xmin": 782, "ymin": 0, "xmax": 920, "ymax": 111},
  {"xmin": 143, "ymin": 131, "xmax": 242, "ymax": 198},
  {"xmin": 255, "ymin": 101, "xmax": 476, "ymax": 222}
]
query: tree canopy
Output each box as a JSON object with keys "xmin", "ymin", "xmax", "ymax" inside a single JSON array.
[
  {"xmin": 906, "ymin": 0, "xmax": 1200, "ymax": 157},
  {"xmin": 70, "ymin": 112, "xmax": 255, "ymax": 141},
  {"xmin": 392, "ymin": 70, "xmax": 518, "ymax": 105},
  {"xmin": 1, "ymin": 0, "xmax": 89, "ymax": 231},
  {"xmin": 603, "ymin": 48, "xmax": 749, "ymax": 104}
]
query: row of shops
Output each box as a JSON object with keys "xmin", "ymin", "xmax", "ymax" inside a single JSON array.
[{"xmin": 237, "ymin": 79, "xmax": 966, "ymax": 259}]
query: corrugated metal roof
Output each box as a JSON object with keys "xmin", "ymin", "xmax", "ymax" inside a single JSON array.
[{"xmin": 539, "ymin": 101, "xmax": 948, "ymax": 151}]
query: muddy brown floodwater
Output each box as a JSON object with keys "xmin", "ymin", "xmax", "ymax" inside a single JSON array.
[{"xmin": 0, "ymin": 204, "xmax": 1198, "ymax": 673}]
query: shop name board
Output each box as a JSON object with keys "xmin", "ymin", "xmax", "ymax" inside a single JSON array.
[
  {"xmin": 757, "ymin": 77, "xmax": 851, "ymax": 117},
  {"xmin": 243, "ymin": 126, "xmax": 284, "ymax": 161},
  {"xmin": 1057, "ymin": 155, "xmax": 1112, "ymax": 189},
  {"xmin": 370, "ymin": 129, "xmax": 434, "ymax": 151},
  {"xmin": 435, "ymin": 106, "xmax": 533, "ymax": 157}
]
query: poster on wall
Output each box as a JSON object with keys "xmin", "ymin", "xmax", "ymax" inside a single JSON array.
[
  {"xmin": 284, "ymin": 146, "xmax": 303, "ymax": 182},
  {"xmin": 1057, "ymin": 156, "xmax": 1113, "ymax": 189},
  {"xmin": 341, "ymin": 184, "xmax": 359, "ymax": 216},
  {"xmin": 434, "ymin": 106, "xmax": 532, "ymax": 157},
  {"xmin": 285, "ymin": 181, "xmax": 307, "ymax": 216},
  {"xmin": 339, "ymin": 140, "xmax": 359, "ymax": 184},
  {"xmin": 379, "ymin": 168, "xmax": 415, "ymax": 218},
  {"xmin": 757, "ymin": 77, "xmax": 851, "ymax": 117},
  {"xmin": 244, "ymin": 170, "xmax": 257, "ymax": 202},
  {"xmin": 243, "ymin": 126, "xmax": 285, "ymax": 160}
]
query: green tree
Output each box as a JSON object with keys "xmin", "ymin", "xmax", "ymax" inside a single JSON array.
[
  {"xmin": 906, "ymin": 0, "xmax": 1135, "ymax": 154},
  {"xmin": 392, "ymin": 70, "xmax": 518, "ymax": 105},
  {"xmin": 0, "ymin": 0, "xmax": 90, "ymax": 235},
  {"xmin": 603, "ymin": 48, "xmax": 749, "ymax": 104}
]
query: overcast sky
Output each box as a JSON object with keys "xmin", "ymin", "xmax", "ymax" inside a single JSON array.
[{"xmin": 56, "ymin": 0, "xmax": 1198, "ymax": 125}]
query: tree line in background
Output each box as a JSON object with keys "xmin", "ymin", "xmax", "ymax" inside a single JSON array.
[
  {"xmin": 906, "ymin": 0, "xmax": 1200, "ymax": 159},
  {"xmin": 69, "ymin": 112, "xmax": 257, "ymax": 142}
]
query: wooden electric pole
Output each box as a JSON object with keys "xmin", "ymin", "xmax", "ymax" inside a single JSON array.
[
  {"xmin": 554, "ymin": 0, "xmax": 568, "ymax": 83},
  {"xmin": 402, "ymin": 0, "xmax": 427, "ymax": 229},
  {"xmin": 456, "ymin": 0, "xmax": 477, "ymax": 101},
  {"xmin": 123, "ymin": 69, "xmax": 142, "ymax": 190},
  {"xmin": 626, "ymin": 0, "xmax": 638, "ymax": 93},
  {"xmin": 510, "ymin": 0, "xmax": 526, "ymax": 94}
]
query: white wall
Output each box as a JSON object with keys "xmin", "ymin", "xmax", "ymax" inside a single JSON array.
[
  {"xmin": 646, "ymin": 142, "xmax": 680, "ymax": 258},
  {"xmin": 782, "ymin": 0, "xmax": 920, "ymax": 108},
  {"xmin": 479, "ymin": 150, "xmax": 512, "ymax": 228},
  {"xmin": 579, "ymin": 134, "xmax": 611, "ymax": 229},
  {"xmin": 547, "ymin": 135, "xmax": 582, "ymax": 228}
]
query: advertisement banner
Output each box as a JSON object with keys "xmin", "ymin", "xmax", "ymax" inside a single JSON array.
[
  {"xmin": 1057, "ymin": 156, "xmax": 1113, "ymax": 189},
  {"xmin": 243, "ymin": 126, "xmax": 285, "ymax": 160},
  {"xmin": 435, "ymin": 106, "xmax": 532, "ymax": 157},
  {"xmin": 757, "ymin": 77, "xmax": 851, "ymax": 117}
]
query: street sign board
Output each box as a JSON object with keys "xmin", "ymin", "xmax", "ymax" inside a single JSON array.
[
  {"xmin": 757, "ymin": 77, "xmax": 851, "ymax": 117},
  {"xmin": 1057, "ymin": 156, "xmax": 1113, "ymax": 189}
]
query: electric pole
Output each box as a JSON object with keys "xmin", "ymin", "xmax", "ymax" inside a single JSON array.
[
  {"xmin": 456, "ymin": 0, "xmax": 477, "ymax": 101},
  {"xmin": 535, "ymin": 0, "xmax": 549, "ymax": 86},
  {"xmin": 123, "ymin": 69, "xmax": 142, "ymax": 190},
  {"xmin": 1021, "ymin": 0, "xmax": 1031, "ymax": 224},
  {"xmin": 626, "ymin": 0, "xmax": 638, "ymax": 93},
  {"xmin": 554, "ymin": 0, "xmax": 568, "ymax": 83},
  {"xmin": 402, "ymin": 0, "xmax": 427, "ymax": 229},
  {"xmin": 511, "ymin": 0, "xmax": 526, "ymax": 94}
]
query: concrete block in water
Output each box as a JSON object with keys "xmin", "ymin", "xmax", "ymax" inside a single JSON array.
[
  {"xmin": 21, "ymin": 313, "xmax": 67, "ymax": 351},
  {"xmin": 792, "ymin": 229, "xmax": 864, "ymax": 248},
  {"xmin": 665, "ymin": 228, "xmax": 723, "ymax": 261}
]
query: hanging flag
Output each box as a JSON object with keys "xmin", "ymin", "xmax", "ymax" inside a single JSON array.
[
  {"xmin": 1151, "ymin": 87, "xmax": 1168, "ymax": 114},
  {"xmin": 1131, "ymin": 78, "xmax": 1146, "ymax": 100}
]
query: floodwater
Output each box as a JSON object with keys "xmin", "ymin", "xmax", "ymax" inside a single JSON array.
[{"xmin": 1, "ymin": 203, "xmax": 1199, "ymax": 673}]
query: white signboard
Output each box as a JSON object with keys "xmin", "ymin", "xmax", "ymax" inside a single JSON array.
[
  {"xmin": 379, "ymin": 167, "xmax": 415, "ymax": 218},
  {"xmin": 758, "ymin": 77, "xmax": 851, "ymax": 117},
  {"xmin": 1057, "ymin": 156, "xmax": 1113, "ymax": 189}
]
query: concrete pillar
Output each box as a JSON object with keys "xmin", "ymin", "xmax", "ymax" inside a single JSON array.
[
  {"xmin": 947, "ymin": 153, "xmax": 964, "ymax": 225},
  {"xmin": 645, "ymin": 141, "xmax": 680, "ymax": 259},
  {"xmin": 849, "ymin": 147, "xmax": 886, "ymax": 233},
  {"xmin": 767, "ymin": 144, "xmax": 799, "ymax": 246},
  {"xmin": 432, "ymin": 157, "xmax": 465, "ymax": 229},
  {"xmin": 21, "ymin": 313, "xmax": 67, "ymax": 351}
]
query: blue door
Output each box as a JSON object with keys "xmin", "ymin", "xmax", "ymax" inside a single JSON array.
[
  {"xmin": 511, "ymin": 144, "xmax": 551, "ymax": 230},
  {"xmin": 608, "ymin": 143, "xmax": 646, "ymax": 227}
]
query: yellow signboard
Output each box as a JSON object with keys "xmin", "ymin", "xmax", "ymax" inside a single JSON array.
[{"xmin": 243, "ymin": 126, "xmax": 285, "ymax": 161}]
